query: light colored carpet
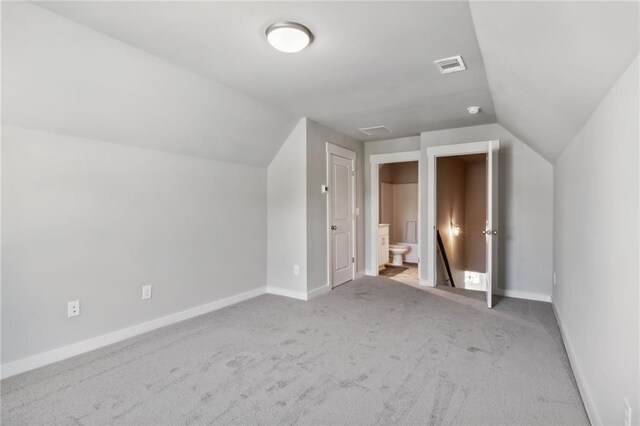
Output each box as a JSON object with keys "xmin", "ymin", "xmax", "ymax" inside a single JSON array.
[{"xmin": 1, "ymin": 276, "xmax": 589, "ymax": 425}]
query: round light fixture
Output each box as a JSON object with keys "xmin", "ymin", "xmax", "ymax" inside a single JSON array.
[
  {"xmin": 266, "ymin": 21, "xmax": 313, "ymax": 53},
  {"xmin": 467, "ymin": 106, "xmax": 481, "ymax": 114}
]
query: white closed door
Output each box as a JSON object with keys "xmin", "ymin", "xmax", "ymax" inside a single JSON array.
[
  {"xmin": 485, "ymin": 140, "xmax": 500, "ymax": 308},
  {"xmin": 329, "ymin": 153, "xmax": 355, "ymax": 287}
]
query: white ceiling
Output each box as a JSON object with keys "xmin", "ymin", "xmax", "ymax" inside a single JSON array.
[
  {"xmin": 469, "ymin": 1, "xmax": 639, "ymax": 161},
  {"xmin": 34, "ymin": 1, "xmax": 497, "ymax": 143},
  {"xmin": 6, "ymin": 1, "xmax": 639, "ymax": 164}
]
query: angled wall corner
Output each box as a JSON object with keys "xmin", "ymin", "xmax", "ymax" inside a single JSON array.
[{"xmin": 266, "ymin": 118, "xmax": 308, "ymax": 298}]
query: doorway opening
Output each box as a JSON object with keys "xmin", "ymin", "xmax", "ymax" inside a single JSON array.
[
  {"xmin": 435, "ymin": 154, "xmax": 487, "ymax": 291},
  {"xmin": 368, "ymin": 150, "xmax": 421, "ymax": 285},
  {"xmin": 377, "ymin": 161, "xmax": 419, "ymax": 287},
  {"xmin": 426, "ymin": 140, "xmax": 499, "ymax": 308}
]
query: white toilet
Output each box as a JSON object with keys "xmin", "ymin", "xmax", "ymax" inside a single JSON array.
[{"xmin": 388, "ymin": 244, "xmax": 410, "ymax": 266}]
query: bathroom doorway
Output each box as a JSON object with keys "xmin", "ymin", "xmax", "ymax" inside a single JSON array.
[
  {"xmin": 378, "ymin": 161, "xmax": 419, "ymax": 286},
  {"xmin": 369, "ymin": 151, "xmax": 421, "ymax": 286},
  {"xmin": 434, "ymin": 154, "xmax": 487, "ymax": 291}
]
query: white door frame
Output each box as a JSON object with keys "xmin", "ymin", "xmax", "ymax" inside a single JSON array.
[
  {"xmin": 368, "ymin": 151, "xmax": 421, "ymax": 278},
  {"xmin": 425, "ymin": 140, "xmax": 499, "ymax": 288},
  {"xmin": 326, "ymin": 142, "xmax": 357, "ymax": 288}
]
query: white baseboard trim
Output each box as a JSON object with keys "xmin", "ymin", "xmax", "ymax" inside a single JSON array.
[
  {"xmin": 307, "ymin": 285, "xmax": 330, "ymax": 300},
  {"xmin": 0, "ymin": 286, "xmax": 266, "ymax": 380},
  {"xmin": 494, "ymin": 288, "xmax": 551, "ymax": 302},
  {"xmin": 552, "ymin": 303, "xmax": 600, "ymax": 425},
  {"xmin": 266, "ymin": 285, "xmax": 308, "ymax": 301}
]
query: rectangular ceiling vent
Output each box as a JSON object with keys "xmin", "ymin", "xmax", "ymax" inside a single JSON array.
[
  {"xmin": 434, "ymin": 55, "xmax": 466, "ymax": 74},
  {"xmin": 359, "ymin": 125, "xmax": 392, "ymax": 136}
]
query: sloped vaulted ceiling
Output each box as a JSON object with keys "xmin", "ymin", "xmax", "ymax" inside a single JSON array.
[
  {"xmin": 469, "ymin": 1, "xmax": 639, "ymax": 162},
  {"xmin": 4, "ymin": 2, "xmax": 639, "ymax": 164}
]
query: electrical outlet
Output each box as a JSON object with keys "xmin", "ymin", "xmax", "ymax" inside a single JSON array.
[
  {"xmin": 293, "ymin": 265, "xmax": 300, "ymax": 275},
  {"xmin": 624, "ymin": 398, "xmax": 632, "ymax": 426},
  {"xmin": 142, "ymin": 285, "xmax": 152, "ymax": 300},
  {"xmin": 67, "ymin": 300, "xmax": 80, "ymax": 318}
]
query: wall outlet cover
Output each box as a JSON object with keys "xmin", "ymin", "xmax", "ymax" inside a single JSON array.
[
  {"xmin": 142, "ymin": 285, "xmax": 152, "ymax": 300},
  {"xmin": 67, "ymin": 300, "xmax": 80, "ymax": 318}
]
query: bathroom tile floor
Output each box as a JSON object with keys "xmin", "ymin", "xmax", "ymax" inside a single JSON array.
[{"xmin": 379, "ymin": 262, "xmax": 419, "ymax": 286}]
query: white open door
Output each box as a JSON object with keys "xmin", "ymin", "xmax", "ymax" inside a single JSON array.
[
  {"xmin": 485, "ymin": 140, "xmax": 500, "ymax": 308},
  {"xmin": 327, "ymin": 144, "xmax": 356, "ymax": 288}
]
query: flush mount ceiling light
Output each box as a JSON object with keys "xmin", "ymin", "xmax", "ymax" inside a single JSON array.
[
  {"xmin": 467, "ymin": 106, "xmax": 481, "ymax": 114},
  {"xmin": 266, "ymin": 21, "xmax": 313, "ymax": 53}
]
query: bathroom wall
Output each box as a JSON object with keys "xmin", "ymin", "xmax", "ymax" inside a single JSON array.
[
  {"xmin": 436, "ymin": 156, "xmax": 466, "ymax": 286},
  {"xmin": 378, "ymin": 162, "xmax": 418, "ymax": 245},
  {"xmin": 463, "ymin": 158, "xmax": 486, "ymax": 273}
]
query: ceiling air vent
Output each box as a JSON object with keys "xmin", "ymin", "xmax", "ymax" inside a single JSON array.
[
  {"xmin": 434, "ymin": 55, "xmax": 466, "ymax": 74},
  {"xmin": 359, "ymin": 126, "xmax": 392, "ymax": 136}
]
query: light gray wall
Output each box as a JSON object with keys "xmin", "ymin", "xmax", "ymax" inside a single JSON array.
[
  {"xmin": 267, "ymin": 119, "xmax": 307, "ymax": 295},
  {"xmin": 553, "ymin": 56, "xmax": 639, "ymax": 425},
  {"xmin": 364, "ymin": 136, "xmax": 421, "ymax": 273},
  {"xmin": 2, "ymin": 126, "xmax": 267, "ymax": 364},
  {"xmin": 421, "ymin": 124, "xmax": 554, "ymax": 298},
  {"xmin": 1, "ymin": 2, "xmax": 296, "ymax": 167},
  {"xmin": 306, "ymin": 120, "xmax": 364, "ymax": 292}
]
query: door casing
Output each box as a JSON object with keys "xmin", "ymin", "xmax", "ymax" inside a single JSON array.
[
  {"xmin": 368, "ymin": 151, "xmax": 421, "ymax": 279},
  {"xmin": 426, "ymin": 140, "xmax": 500, "ymax": 307},
  {"xmin": 326, "ymin": 142, "xmax": 357, "ymax": 288}
]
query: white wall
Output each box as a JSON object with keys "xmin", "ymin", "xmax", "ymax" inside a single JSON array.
[
  {"xmin": 553, "ymin": 56, "xmax": 639, "ymax": 425},
  {"xmin": 267, "ymin": 118, "xmax": 307, "ymax": 298},
  {"xmin": 267, "ymin": 119, "xmax": 307, "ymax": 298},
  {"xmin": 306, "ymin": 120, "xmax": 364, "ymax": 293},
  {"xmin": 1, "ymin": 2, "xmax": 295, "ymax": 167},
  {"xmin": 421, "ymin": 124, "xmax": 554, "ymax": 300},
  {"xmin": 2, "ymin": 126, "xmax": 268, "ymax": 365}
]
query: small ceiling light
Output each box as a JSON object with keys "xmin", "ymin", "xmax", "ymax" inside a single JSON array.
[
  {"xmin": 467, "ymin": 106, "xmax": 481, "ymax": 114},
  {"xmin": 266, "ymin": 21, "xmax": 313, "ymax": 53}
]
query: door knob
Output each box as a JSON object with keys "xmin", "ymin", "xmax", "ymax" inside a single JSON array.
[
  {"xmin": 331, "ymin": 225, "xmax": 337, "ymax": 230},
  {"xmin": 482, "ymin": 230, "xmax": 486, "ymax": 235},
  {"xmin": 492, "ymin": 230, "xmax": 498, "ymax": 235}
]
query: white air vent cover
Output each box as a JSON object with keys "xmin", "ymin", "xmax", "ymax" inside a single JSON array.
[
  {"xmin": 434, "ymin": 55, "xmax": 466, "ymax": 74},
  {"xmin": 359, "ymin": 126, "xmax": 392, "ymax": 136}
]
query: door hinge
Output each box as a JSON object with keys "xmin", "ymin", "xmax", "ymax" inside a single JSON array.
[
  {"xmin": 352, "ymin": 169, "xmax": 355, "ymax": 176},
  {"xmin": 352, "ymin": 257, "xmax": 355, "ymax": 263}
]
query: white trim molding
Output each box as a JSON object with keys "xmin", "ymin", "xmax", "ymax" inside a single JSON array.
[
  {"xmin": 426, "ymin": 140, "xmax": 498, "ymax": 289},
  {"xmin": 1, "ymin": 286, "xmax": 267, "ymax": 379},
  {"xmin": 307, "ymin": 285, "xmax": 330, "ymax": 300},
  {"xmin": 494, "ymin": 288, "xmax": 551, "ymax": 303},
  {"xmin": 552, "ymin": 303, "xmax": 600, "ymax": 425},
  {"xmin": 266, "ymin": 286, "xmax": 308, "ymax": 301}
]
